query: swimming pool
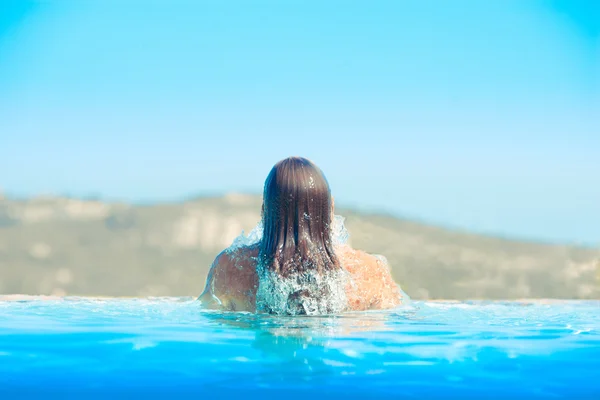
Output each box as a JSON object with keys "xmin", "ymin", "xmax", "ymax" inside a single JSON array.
[{"xmin": 0, "ymin": 298, "xmax": 598, "ymax": 399}]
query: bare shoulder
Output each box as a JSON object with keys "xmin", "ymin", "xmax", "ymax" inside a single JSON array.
[
  {"xmin": 338, "ymin": 245, "xmax": 402, "ymax": 310},
  {"xmin": 338, "ymin": 246, "xmax": 384, "ymax": 274},
  {"xmin": 217, "ymin": 245, "xmax": 260, "ymax": 274},
  {"xmin": 340, "ymin": 246, "xmax": 377, "ymax": 270},
  {"xmin": 199, "ymin": 245, "xmax": 259, "ymax": 311}
]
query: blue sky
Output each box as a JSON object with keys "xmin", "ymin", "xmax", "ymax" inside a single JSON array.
[{"xmin": 0, "ymin": 0, "xmax": 598, "ymax": 244}]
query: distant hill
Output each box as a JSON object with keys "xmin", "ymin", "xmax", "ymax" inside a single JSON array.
[{"xmin": 0, "ymin": 194, "xmax": 598, "ymax": 299}]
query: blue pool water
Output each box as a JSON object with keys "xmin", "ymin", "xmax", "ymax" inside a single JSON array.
[{"xmin": 0, "ymin": 298, "xmax": 599, "ymax": 399}]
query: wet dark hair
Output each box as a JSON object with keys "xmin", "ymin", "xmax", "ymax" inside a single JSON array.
[{"xmin": 259, "ymin": 157, "xmax": 340, "ymax": 277}]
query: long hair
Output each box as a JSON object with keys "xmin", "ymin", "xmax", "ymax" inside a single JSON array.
[{"xmin": 259, "ymin": 157, "xmax": 341, "ymax": 277}]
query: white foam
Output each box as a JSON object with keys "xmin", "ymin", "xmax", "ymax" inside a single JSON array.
[{"xmin": 256, "ymin": 268, "xmax": 349, "ymax": 316}]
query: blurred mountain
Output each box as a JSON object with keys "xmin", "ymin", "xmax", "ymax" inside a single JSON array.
[{"xmin": 0, "ymin": 194, "xmax": 598, "ymax": 299}]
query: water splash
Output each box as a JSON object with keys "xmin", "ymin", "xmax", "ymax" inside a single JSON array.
[
  {"xmin": 331, "ymin": 214, "xmax": 350, "ymax": 246},
  {"xmin": 229, "ymin": 220, "xmax": 263, "ymax": 249},
  {"xmin": 256, "ymin": 268, "xmax": 349, "ymax": 316}
]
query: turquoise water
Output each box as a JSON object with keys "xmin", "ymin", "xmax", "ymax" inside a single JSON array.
[{"xmin": 0, "ymin": 298, "xmax": 599, "ymax": 399}]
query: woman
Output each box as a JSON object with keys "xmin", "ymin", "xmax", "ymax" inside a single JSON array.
[{"xmin": 199, "ymin": 157, "xmax": 403, "ymax": 314}]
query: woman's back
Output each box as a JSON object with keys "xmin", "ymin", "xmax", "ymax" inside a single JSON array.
[{"xmin": 199, "ymin": 244, "xmax": 402, "ymax": 312}]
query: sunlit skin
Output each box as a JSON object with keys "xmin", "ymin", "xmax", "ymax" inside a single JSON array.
[
  {"xmin": 199, "ymin": 242, "xmax": 401, "ymax": 312},
  {"xmin": 199, "ymin": 157, "xmax": 402, "ymax": 313}
]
